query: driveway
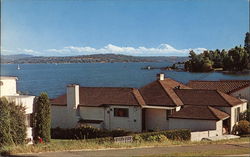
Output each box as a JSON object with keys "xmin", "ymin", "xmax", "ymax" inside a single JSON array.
[{"xmin": 7, "ymin": 143, "xmax": 250, "ymax": 157}]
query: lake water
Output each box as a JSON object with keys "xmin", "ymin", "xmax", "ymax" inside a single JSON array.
[{"xmin": 1, "ymin": 62, "xmax": 249, "ymax": 98}]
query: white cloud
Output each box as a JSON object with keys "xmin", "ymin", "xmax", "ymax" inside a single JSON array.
[
  {"xmin": 17, "ymin": 48, "xmax": 41, "ymax": 55},
  {"xmin": 45, "ymin": 44, "xmax": 207, "ymax": 56},
  {"xmin": 2, "ymin": 48, "xmax": 41, "ymax": 55}
]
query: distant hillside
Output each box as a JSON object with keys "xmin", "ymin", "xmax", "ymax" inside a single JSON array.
[
  {"xmin": 1, "ymin": 54, "xmax": 33, "ymax": 63},
  {"xmin": 1, "ymin": 53, "xmax": 188, "ymax": 64}
]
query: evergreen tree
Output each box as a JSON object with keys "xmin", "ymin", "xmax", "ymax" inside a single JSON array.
[
  {"xmin": 34, "ymin": 92, "xmax": 51, "ymax": 142},
  {"xmin": 244, "ymin": 32, "xmax": 250, "ymax": 52}
]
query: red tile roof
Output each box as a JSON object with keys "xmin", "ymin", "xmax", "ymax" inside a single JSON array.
[
  {"xmin": 169, "ymin": 105, "xmax": 230, "ymax": 120},
  {"xmin": 187, "ymin": 80, "xmax": 250, "ymax": 94},
  {"xmin": 51, "ymin": 78, "xmax": 243, "ymax": 108},
  {"xmin": 51, "ymin": 87, "xmax": 145, "ymax": 107},
  {"xmin": 139, "ymin": 78, "xmax": 190, "ymax": 107},
  {"xmin": 174, "ymin": 89, "xmax": 243, "ymax": 107}
]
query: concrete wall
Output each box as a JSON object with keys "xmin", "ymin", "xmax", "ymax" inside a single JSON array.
[
  {"xmin": 190, "ymin": 120, "xmax": 223, "ymax": 141},
  {"xmin": 231, "ymin": 87, "xmax": 250, "ymax": 102},
  {"xmin": 169, "ymin": 118, "xmax": 216, "ymax": 131},
  {"xmin": 104, "ymin": 106, "xmax": 142, "ymax": 132},
  {"xmin": 145, "ymin": 108, "xmax": 169, "ymax": 131},
  {"xmin": 0, "ymin": 77, "xmax": 18, "ymax": 96}
]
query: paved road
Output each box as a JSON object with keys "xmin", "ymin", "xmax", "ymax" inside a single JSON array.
[{"xmin": 7, "ymin": 143, "xmax": 250, "ymax": 157}]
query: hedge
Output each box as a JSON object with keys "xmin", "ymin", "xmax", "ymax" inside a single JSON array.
[
  {"xmin": 51, "ymin": 126, "xmax": 132, "ymax": 139},
  {"xmin": 133, "ymin": 129, "xmax": 191, "ymax": 141},
  {"xmin": 51, "ymin": 126, "xmax": 190, "ymax": 141}
]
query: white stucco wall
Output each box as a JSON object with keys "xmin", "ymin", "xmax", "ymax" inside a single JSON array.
[
  {"xmin": 169, "ymin": 118, "xmax": 216, "ymax": 131},
  {"xmin": 231, "ymin": 87, "xmax": 250, "ymax": 102},
  {"xmin": 6, "ymin": 95, "xmax": 35, "ymax": 114},
  {"xmin": 26, "ymin": 127, "xmax": 33, "ymax": 144},
  {"xmin": 79, "ymin": 107, "xmax": 104, "ymax": 121},
  {"xmin": 51, "ymin": 106, "xmax": 75, "ymax": 128},
  {"xmin": 104, "ymin": 105, "xmax": 142, "ymax": 132},
  {"xmin": 0, "ymin": 77, "xmax": 18, "ymax": 97},
  {"xmin": 145, "ymin": 108, "xmax": 169, "ymax": 131}
]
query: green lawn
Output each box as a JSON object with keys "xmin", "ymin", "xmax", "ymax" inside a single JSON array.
[{"xmin": 1, "ymin": 137, "xmax": 249, "ymax": 155}]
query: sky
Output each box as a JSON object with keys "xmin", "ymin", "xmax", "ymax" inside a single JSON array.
[{"xmin": 1, "ymin": 0, "xmax": 249, "ymax": 56}]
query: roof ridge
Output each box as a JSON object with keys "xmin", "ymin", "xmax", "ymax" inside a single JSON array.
[
  {"xmin": 219, "ymin": 80, "xmax": 250, "ymax": 82},
  {"xmin": 132, "ymin": 89, "xmax": 146, "ymax": 107},
  {"xmin": 158, "ymin": 81, "xmax": 184, "ymax": 106},
  {"xmin": 189, "ymin": 80, "xmax": 250, "ymax": 82},
  {"xmin": 80, "ymin": 86, "xmax": 135, "ymax": 89},
  {"xmin": 207, "ymin": 106, "xmax": 220, "ymax": 120},
  {"xmin": 174, "ymin": 88, "xmax": 218, "ymax": 91},
  {"xmin": 215, "ymin": 90, "xmax": 234, "ymax": 107}
]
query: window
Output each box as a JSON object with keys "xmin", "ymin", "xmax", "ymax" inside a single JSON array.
[
  {"xmin": 166, "ymin": 109, "xmax": 175, "ymax": 120},
  {"xmin": 234, "ymin": 107, "xmax": 240, "ymax": 122},
  {"xmin": 114, "ymin": 108, "xmax": 129, "ymax": 117}
]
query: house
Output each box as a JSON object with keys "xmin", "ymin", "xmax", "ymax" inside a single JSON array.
[
  {"xmin": 51, "ymin": 74, "xmax": 247, "ymax": 139},
  {"xmin": 0, "ymin": 76, "xmax": 35, "ymax": 144},
  {"xmin": 187, "ymin": 80, "xmax": 250, "ymax": 102},
  {"xmin": 51, "ymin": 86, "xmax": 144, "ymax": 132}
]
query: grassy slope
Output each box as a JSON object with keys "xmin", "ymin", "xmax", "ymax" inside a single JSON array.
[{"xmin": 1, "ymin": 137, "xmax": 249, "ymax": 155}]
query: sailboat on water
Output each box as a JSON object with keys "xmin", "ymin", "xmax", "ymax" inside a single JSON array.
[{"xmin": 17, "ymin": 64, "xmax": 20, "ymax": 70}]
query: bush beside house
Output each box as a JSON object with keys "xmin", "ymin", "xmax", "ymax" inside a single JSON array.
[
  {"xmin": 0, "ymin": 97, "xmax": 27, "ymax": 146},
  {"xmin": 233, "ymin": 120, "xmax": 250, "ymax": 135}
]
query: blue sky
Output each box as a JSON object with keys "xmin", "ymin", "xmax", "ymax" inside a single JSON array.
[{"xmin": 1, "ymin": 0, "xmax": 249, "ymax": 56}]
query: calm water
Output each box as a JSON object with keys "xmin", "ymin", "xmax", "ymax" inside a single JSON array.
[{"xmin": 1, "ymin": 62, "xmax": 250, "ymax": 98}]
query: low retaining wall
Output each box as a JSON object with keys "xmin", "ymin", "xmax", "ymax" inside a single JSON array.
[{"xmin": 191, "ymin": 130, "xmax": 218, "ymax": 141}]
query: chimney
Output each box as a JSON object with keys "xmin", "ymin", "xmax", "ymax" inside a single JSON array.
[
  {"xmin": 67, "ymin": 84, "xmax": 79, "ymax": 110},
  {"xmin": 157, "ymin": 73, "xmax": 165, "ymax": 81}
]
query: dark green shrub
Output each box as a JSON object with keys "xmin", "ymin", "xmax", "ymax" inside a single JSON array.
[
  {"xmin": 146, "ymin": 134, "xmax": 167, "ymax": 142},
  {"xmin": 0, "ymin": 97, "xmax": 27, "ymax": 146},
  {"xmin": 110, "ymin": 129, "xmax": 132, "ymax": 137},
  {"xmin": 51, "ymin": 126, "xmax": 131, "ymax": 139},
  {"xmin": 239, "ymin": 108, "xmax": 250, "ymax": 121},
  {"xmin": 234, "ymin": 120, "xmax": 250, "ymax": 135},
  {"xmin": 0, "ymin": 98, "xmax": 13, "ymax": 146},
  {"xmin": 133, "ymin": 129, "xmax": 190, "ymax": 141},
  {"xmin": 133, "ymin": 134, "xmax": 143, "ymax": 143},
  {"xmin": 9, "ymin": 102, "xmax": 27, "ymax": 145},
  {"xmin": 34, "ymin": 92, "xmax": 51, "ymax": 142}
]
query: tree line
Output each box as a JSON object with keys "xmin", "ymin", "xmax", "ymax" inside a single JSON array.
[
  {"xmin": 184, "ymin": 33, "xmax": 250, "ymax": 72},
  {"xmin": 184, "ymin": 46, "xmax": 250, "ymax": 72}
]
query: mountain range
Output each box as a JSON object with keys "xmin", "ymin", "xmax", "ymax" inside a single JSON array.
[{"xmin": 0, "ymin": 54, "xmax": 188, "ymax": 64}]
